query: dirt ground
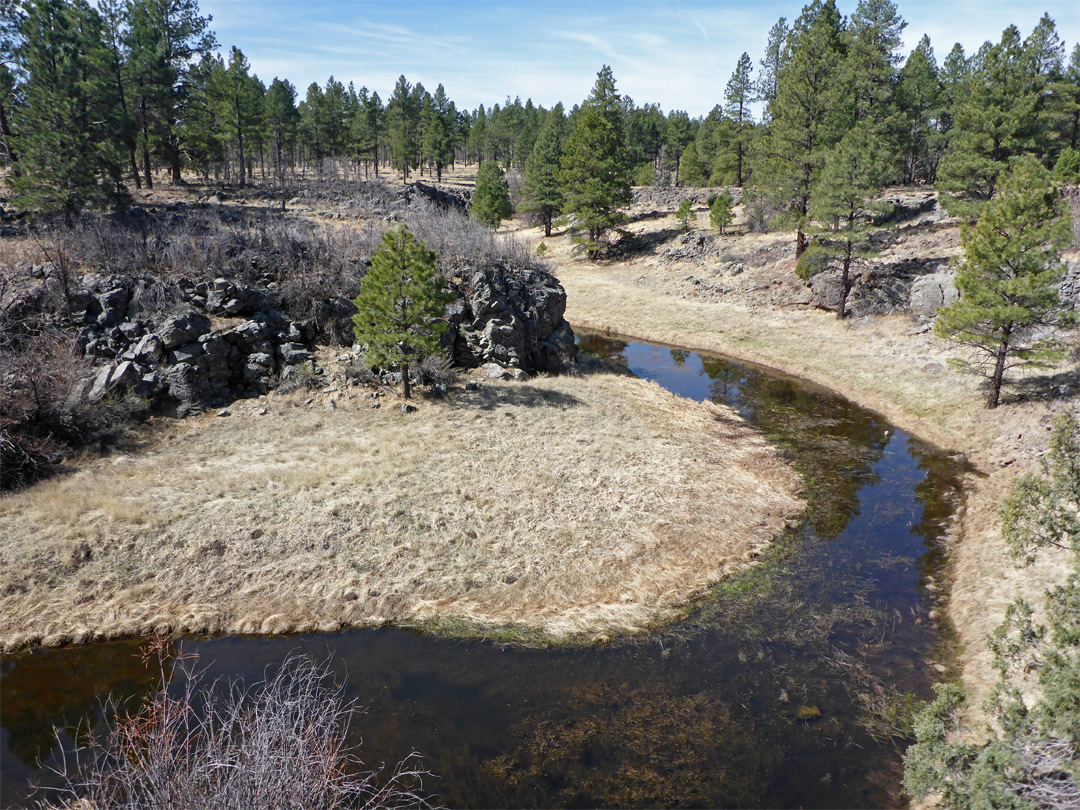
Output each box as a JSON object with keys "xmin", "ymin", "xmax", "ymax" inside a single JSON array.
[{"xmin": 0, "ymin": 371, "xmax": 802, "ymax": 651}]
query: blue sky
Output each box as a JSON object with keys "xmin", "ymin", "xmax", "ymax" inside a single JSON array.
[{"xmin": 200, "ymin": 0, "xmax": 1080, "ymax": 117}]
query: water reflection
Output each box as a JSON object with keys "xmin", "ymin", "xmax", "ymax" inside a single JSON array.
[{"xmin": 1, "ymin": 334, "xmax": 967, "ymax": 808}]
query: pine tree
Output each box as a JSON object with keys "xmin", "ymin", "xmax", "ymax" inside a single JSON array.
[
  {"xmin": 756, "ymin": 0, "xmax": 846, "ymax": 257},
  {"xmin": 422, "ymin": 83, "xmax": 453, "ymax": 181},
  {"xmin": 756, "ymin": 17, "xmax": 789, "ymax": 120},
  {"xmin": 842, "ymin": 0, "xmax": 906, "ymax": 128},
  {"xmin": 710, "ymin": 189, "xmax": 734, "ymax": 234},
  {"xmin": 264, "ymin": 78, "xmax": 298, "ymax": 185},
  {"xmin": 800, "ymin": 125, "xmax": 891, "ymax": 320},
  {"xmin": 216, "ymin": 47, "xmax": 262, "ymax": 187},
  {"xmin": 934, "ymin": 155, "xmax": 1075, "ymax": 408},
  {"xmin": 675, "ymin": 198, "xmax": 694, "ymax": 231},
  {"xmin": 124, "ymin": 0, "xmax": 215, "ymax": 186},
  {"xmin": 724, "ymin": 52, "xmax": 754, "ymax": 186},
  {"xmin": 386, "ymin": 74, "xmax": 418, "ymax": 181},
  {"xmin": 893, "ymin": 35, "xmax": 947, "ymax": 184},
  {"xmin": 558, "ymin": 65, "xmax": 632, "ymax": 259},
  {"xmin": 677, "ymin": 143, "xmax": 704, "ymax": 186},
  {"xmin": 470, "ymin": 160, "xmax": 512, "ymax": 229},
  {"xmin": 351, "ymin": 226, "xmax": 451, "ymax": 400},
  {"xmin": 9, "ymin": 0, "xmax": 128, "ymax": 214},
  {"xmin": 938, "ymin": 24, "xmax": 1042, "ymax": 199},
  {"xmin": 521, "ymin": 102, "xmax": 565, "ymax": 237}
]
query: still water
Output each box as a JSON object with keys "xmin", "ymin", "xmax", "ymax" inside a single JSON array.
[{"xmin": 1, "ymin": 333, "xmax": 966, "ymax": 808}]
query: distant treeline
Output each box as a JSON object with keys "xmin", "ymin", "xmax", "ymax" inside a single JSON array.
[{"xmin": 0, "ymin": 0, "xmax": 1078, "ymax": 222}]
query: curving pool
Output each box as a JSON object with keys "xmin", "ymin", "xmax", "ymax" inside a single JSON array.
[{"xmin": 1, "ymin": 333, "xmax": 967, "ymax": 808}]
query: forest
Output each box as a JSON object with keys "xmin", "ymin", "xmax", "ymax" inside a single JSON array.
[{"xmin": 1, "ymin": 0, "xmax": 1078, "ymax": 225}]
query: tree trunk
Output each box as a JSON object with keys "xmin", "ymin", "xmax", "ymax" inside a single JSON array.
[
  {"xmin": 795, "ymin": 227, "xmax": 806, "ymax": 259},
  {"xmin": 987, "ymin": 331, "xmax": 1011, "ymax": 409},
  {"xmin": 142, "ymin": 138, "xmax": 153, "ymax": 189},
  {"xmin": 401, "ymin": 361, "xmax": 411, "ymax": 399},
  {"xmin": 838, "ymin": 239, "xmax": 853, "ymax": 320},
  {"xmin": 544, "ymin": 216, "xmax": 552, "ymax": 238}
]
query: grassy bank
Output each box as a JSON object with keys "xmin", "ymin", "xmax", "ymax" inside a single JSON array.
[{"xmin": 0, "ymin": 373, "xmax": 803, "ymax": 651}]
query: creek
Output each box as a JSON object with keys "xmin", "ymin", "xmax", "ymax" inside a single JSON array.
[{"xmin": 0, "ymin": 333, "xmax": 967, "ymax": 808}]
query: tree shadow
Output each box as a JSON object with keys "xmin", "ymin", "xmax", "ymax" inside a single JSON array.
[
  {"xmin": 454, "ymin": 382, "xmax": 583, "ymax": 411},
  {"xmin": 1003, "ymin": 365, "xmax": 1080, "ymax": 405},
  {"xmin": 608, "ymin": 227, "xmax": 684, "ymax": 258}
]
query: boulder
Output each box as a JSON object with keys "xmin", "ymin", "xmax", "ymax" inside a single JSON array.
[
  {"xmin": 159, "ymin": 308, "xmax": 211, "ymax": 350},
  {"xmin": 444, "ymin": 264, "xmax": 577, "ymax": 373},
  {"xmin": 910, "ymin": 271, "xmax": 959, "ymax": 318}
]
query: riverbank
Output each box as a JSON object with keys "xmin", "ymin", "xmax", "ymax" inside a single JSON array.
[
  {"xmin": 551, "ymin": 255, "xmax": 1078, "ymax": 712},
  {"xmin": 0, "ymin": 372, "xmax": 803, "ymax": 652}
]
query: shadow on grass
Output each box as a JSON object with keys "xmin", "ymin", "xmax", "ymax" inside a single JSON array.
[
  {"xmin": 456, "ymin": 383, "xmax": 583, "ymax": 411},
  {"xmin": 1003, "ymin": 365, "xmax": 1080, "ymax": 405}
]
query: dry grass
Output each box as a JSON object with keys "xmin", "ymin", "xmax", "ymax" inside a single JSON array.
[
  {"xmin": 0, "ymin": 373, "xmax": 803, "ymax": 651},
  {"xmin": 528, "ymin": 217, "xmax": 1079, "ymax": 716}
]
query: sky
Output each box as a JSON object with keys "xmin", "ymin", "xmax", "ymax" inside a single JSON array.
[{"xmin": 200, "ymin": 0, "xmax": 1080, "ymax": 117}]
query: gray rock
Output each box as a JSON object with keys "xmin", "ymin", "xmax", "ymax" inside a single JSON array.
[
  {"xmin": 399, "ymin": 403, "xmax": 417, "ymax": 414},
  {"xmin": 86, "ymin": 365, "xmax": 115, "ymax": 401},
  {"xmin": 169, "ymin": 341, "xmax": 205, "ymax": 365},
  {"xmin": 443, "ymin": 264, "xmax": 577, "ymax": 373},
  {"xmin": 482, "ymin": 362, "xmax": 512, "ymax": 380},
  {"xmin": 95, "ymin": 287, "xmax": 129, "ymax": 327},
  {"xmin": 910, "ymin": 271, "xmax": 959, "ymax": 318},
  {"xmin": 126, "ymin": 334, "xmax": 165, "ymax": 365},
  {"xmin": 159, "ymin": 308, "xmax": 211, "ymax": 350},
  {"xmin": 279, "ymin": 342, "xmax": 314, "ymax": 366}
]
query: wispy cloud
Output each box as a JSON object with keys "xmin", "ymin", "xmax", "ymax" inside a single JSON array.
[{"xmin": 201, "ymin": 0, "xmax": 1080, "ymax": 117}]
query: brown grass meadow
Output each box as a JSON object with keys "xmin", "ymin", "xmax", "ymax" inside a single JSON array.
[{"xmin": 0, "ymin": 372, "xmax": 803, "ymax": 651}]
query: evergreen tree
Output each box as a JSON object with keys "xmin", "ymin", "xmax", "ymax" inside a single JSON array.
[
  {"xmin": 724, "ymin": 52, "xmax": 754, "ymax": 186},
  {"xmin": 756, "ymin": 0, "xmax": 846, "ymax": 257},
  {"xmin": 422, "ymin": 83, "xmax": 453, "ymax": 181},
  {"xmin": 677, "ymin": 143, "xmax": 704, "ymax": 186},
  {"xmin": 905, "ymin": 414, "xmax": 1080, "ymax": 809},
  {"xmin": 842, "ymin": 0, "xmax": 905, "ymax": 128},
  {"xmin": 470, "ymin": 160, "xmax": 512, "ymax": 229},
  {"xmin": 216, "ymin": 47, "xmax": 262, "ymax": 186},
  {"xmin": 9, "ymin": 0, "xmax": 128, "ymax": 214},
  {"xmin": 386, "ymin": 74, "xmax": 418, "ymax": 180},
  {"xmin": 351, "ymin": 226, "xmax": 451, "ymax": 400},
  {"xmin": 938, "ymin": 24, "xmax": 1043, "ymax": 199},
  {"xmin": 934, "ymin": 155, "xmax": 1075, "ymax": 408},
  {"xmin": 710, "ymin": 188, "xmax": 734, "ymax": 234},
  {"xmin": 264, "ymin": 77, "xmax": 298, "ymax": 185},
  {"xmin": 664, "ymin": 109, "xmax": 694, "ymax": 179},
  {"xmin": 558, "ymin": 65, "xmax": 632, "ymax": 259},
  {"xmin": 97, "ymin": 0, "xmax": 140, "ymax": 187},
  {"xmin": 521, "ymin": 102, "xmax": 565, "ymax": 237},
  {"xmin": 675, "ymin": 197, "xmax": 694, "ymax": 230},
  {"xmin": 893, "ymin": 35, "xmax": 947, "ymax": 184},
  {"xmin": 756, "ymin": 16, "xmax": 789, "ymax": 120},
  {"xmin": 124, "ymin": 0, "xmax": 215, "ymax": 186},
  {"xmin": 799, "ymin": 126, "xmax": 891, "ymax": 319},
  {"xmin": 299, "ymin": 82, "xmax": 326, "ymax": 166}
]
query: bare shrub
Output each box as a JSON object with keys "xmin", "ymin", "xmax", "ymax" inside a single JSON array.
[
  {"xmin": 419, "ymin": 352, "xmax": 458, "ymax": 387},
  {"xmin": 0, "ymin": 327, "xmax": 143, "ymax": 490},
  {"xmin": 47, "ymin": 642, "xmax": 433, "ymax": 810},
  {"xmin": 36, "ymin": 210, "xmax": 380, "ymax": 327},
  {"xmin": 406, "ymin": 201, "xmax": 540, "ymax": 275}
]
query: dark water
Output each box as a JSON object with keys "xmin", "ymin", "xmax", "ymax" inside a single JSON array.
[{"xmin": 1, "ymin": 334, "xmax": 967, "ymax": 809}]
